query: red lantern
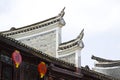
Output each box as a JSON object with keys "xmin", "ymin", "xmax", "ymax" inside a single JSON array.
[
  {"xmin": 38, "ymin": 62, "xmax": 47, "ymax": 78},
  {"xmin": 12, "ymin": 50, "xmax": 22, "ymax": 68}
]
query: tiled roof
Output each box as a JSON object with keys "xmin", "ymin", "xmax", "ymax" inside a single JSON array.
[
  {"xmin": 92, "ymin": 55, "xmax": 120, "ymax": 62},
  {"xmin": 1, "ymin": 16, "xmax": 60, "ymax": 36},
  {"xmin": 59, "ymin": 39, "xmax": 78, "ymax": 50},
  {"xmin": 0, "ymin": 33, "xmax": 75, "ymax": 69},
  {"xmin": 58, "ymin": 29, "xmax": 84, "ymax": 50},
  {"xmin": 92, "ymin": 55, "xmax": 120, "ymax": 67}
]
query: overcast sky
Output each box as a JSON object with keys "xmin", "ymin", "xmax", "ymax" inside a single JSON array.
[{"xmin": 0, "ymin": 0, "xmax": 120, "ymax": 68}]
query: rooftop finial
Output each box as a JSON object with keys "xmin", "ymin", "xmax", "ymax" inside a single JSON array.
[
  {"xmin": 10, "ymin": 27, "xmax": 16, "ymax": 31},
  {"xmin": 58, "ymin": 7, "xmax": 65, "ymax": 17},
  {"xmin": 77, "ymin": 29, "xmax": 84, "ymax": 40}
]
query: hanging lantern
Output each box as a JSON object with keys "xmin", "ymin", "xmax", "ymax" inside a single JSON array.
[
  {"xmin": 12, "ymin": 50, "xmax": 22, "ymax": 68},
  {"xmin": 38, "ymin": 61, "xmax": 47, "ymax": 78}
]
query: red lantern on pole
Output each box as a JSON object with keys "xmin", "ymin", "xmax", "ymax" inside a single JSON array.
[
  {"xmin": 38, "ymin": 62, "xmax": 47, "ymax": 78},
  {"xmin": 12, "ymin": 50, "xmax": 22, "ymax": 68}
]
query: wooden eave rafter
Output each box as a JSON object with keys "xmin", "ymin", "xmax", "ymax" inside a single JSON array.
[{"xmin": 49, "ymin": 64, "xmax": 83, "ymax": 79}]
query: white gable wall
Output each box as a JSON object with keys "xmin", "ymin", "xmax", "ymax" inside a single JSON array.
[
  {"xmin": 58, "ymin": 46, "xmax": 82, "ymax": 67},
  {"xmin": 7, "ymin": 21, "xmax": 63, "ymax": 57}
]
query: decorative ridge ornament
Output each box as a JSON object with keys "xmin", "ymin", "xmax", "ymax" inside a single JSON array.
[
  {"xmin": 12, "ymin": 50, "xmax": 22, "ymax": 68},
  {"xmin": 38, "ymin": 61, "xmax": 47, "ymax": 78},
  {"xmin": 77, "ymin": 29, "xmax": 84, "ymax": 40},
  {"xmin": 58, "ymin": 7, "xmax": 65, "ymax": 17}
]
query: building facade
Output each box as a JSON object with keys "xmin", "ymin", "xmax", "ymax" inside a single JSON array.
[
  {"xmin": 0, "ymin": 8, "xmax": 118, "ymax": 80},
  {"xmin": 0, "ymin": 32, "xmax": 117, "ymax": 80},
  {"xmin": 0, "ymin": 33, "xmax": 82, "ymax": 80},
  {"xmin": 1, "ymin": 8, "xmax": 84, "ymax": 68}
]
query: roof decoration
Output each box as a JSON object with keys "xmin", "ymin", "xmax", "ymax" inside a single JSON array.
[
  {"xmin": 77, "ymin": 29, "xmax": 84, "ymax": 40},
  {"xmin": 58, "ymin": 7, "xmax": 65, "ymax": 17},
  {"xmin": 10, "ymin": 27, "xmax": 16, "ymax": 31},
  {"xmin": 58, "ymin": 29, "xmax": 84, "ymax": 50}
]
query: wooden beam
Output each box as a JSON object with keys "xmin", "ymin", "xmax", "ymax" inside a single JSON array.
[{"xmin": 49, "ymin": 64, "xmax": 83, "ymax": 79}]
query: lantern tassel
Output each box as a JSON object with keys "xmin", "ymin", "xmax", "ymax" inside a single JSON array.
[
  {"xmin": 40, "ymin": 73, "xmax": 44, "ymax": 78},
  {"xmin": 16, "ymin": 63, "xmax": 19, "ymax": 68}
]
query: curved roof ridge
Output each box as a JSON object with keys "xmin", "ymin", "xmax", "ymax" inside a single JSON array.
[
  {"xmin": 1, "ymin": 16, "xmax": 57, "ymax": 32},
  {"xmin": 95, "ymin": 61, "xmax": 120, "ymax": 67},
  {"xmin": 1, "ymin": 8, "xmax": 66, "ymax": 36},
  {"xmin": 76, "ymin": 29, "xmax": 84, "ymax": 40},
  {"xmin": 91, "ymin": 55, "xmax": 120, "ymax": 62},
  {"xmin": 58, "ymin": 7, "xmax": 65, "ymax": 17},
  {"xmin": 59, "ymin": 39, "xmax": 76, "ymax": 46},
  {"xmin": 58, "ymin": 39, "xmax": 78, "ymax": 50},
  {"xmin": 58, "ymin": 29, "xmax": 84, "ymax": 50}
]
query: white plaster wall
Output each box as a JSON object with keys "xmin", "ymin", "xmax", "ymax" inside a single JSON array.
[
  {"xmin": 19, "ymin": 30, "xmax": 56, "ymax": 57},
  {"xmin": 93, "ymin": 66, "xmax": 120, "ymax": 79},
  {"xmin": 58, "ymin": 46, "xmax": 82, "ymax": 67},
  {"xmin": 75, "ymin": 49, "xmax": 81, "ymax": 67},
  {"xmin": 7, "ymin": 22, "xmax": 63, "ymax": 57},
  {"xmin": 59, "ymin": 53, "xmax": 75, "ymax": 64}
]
